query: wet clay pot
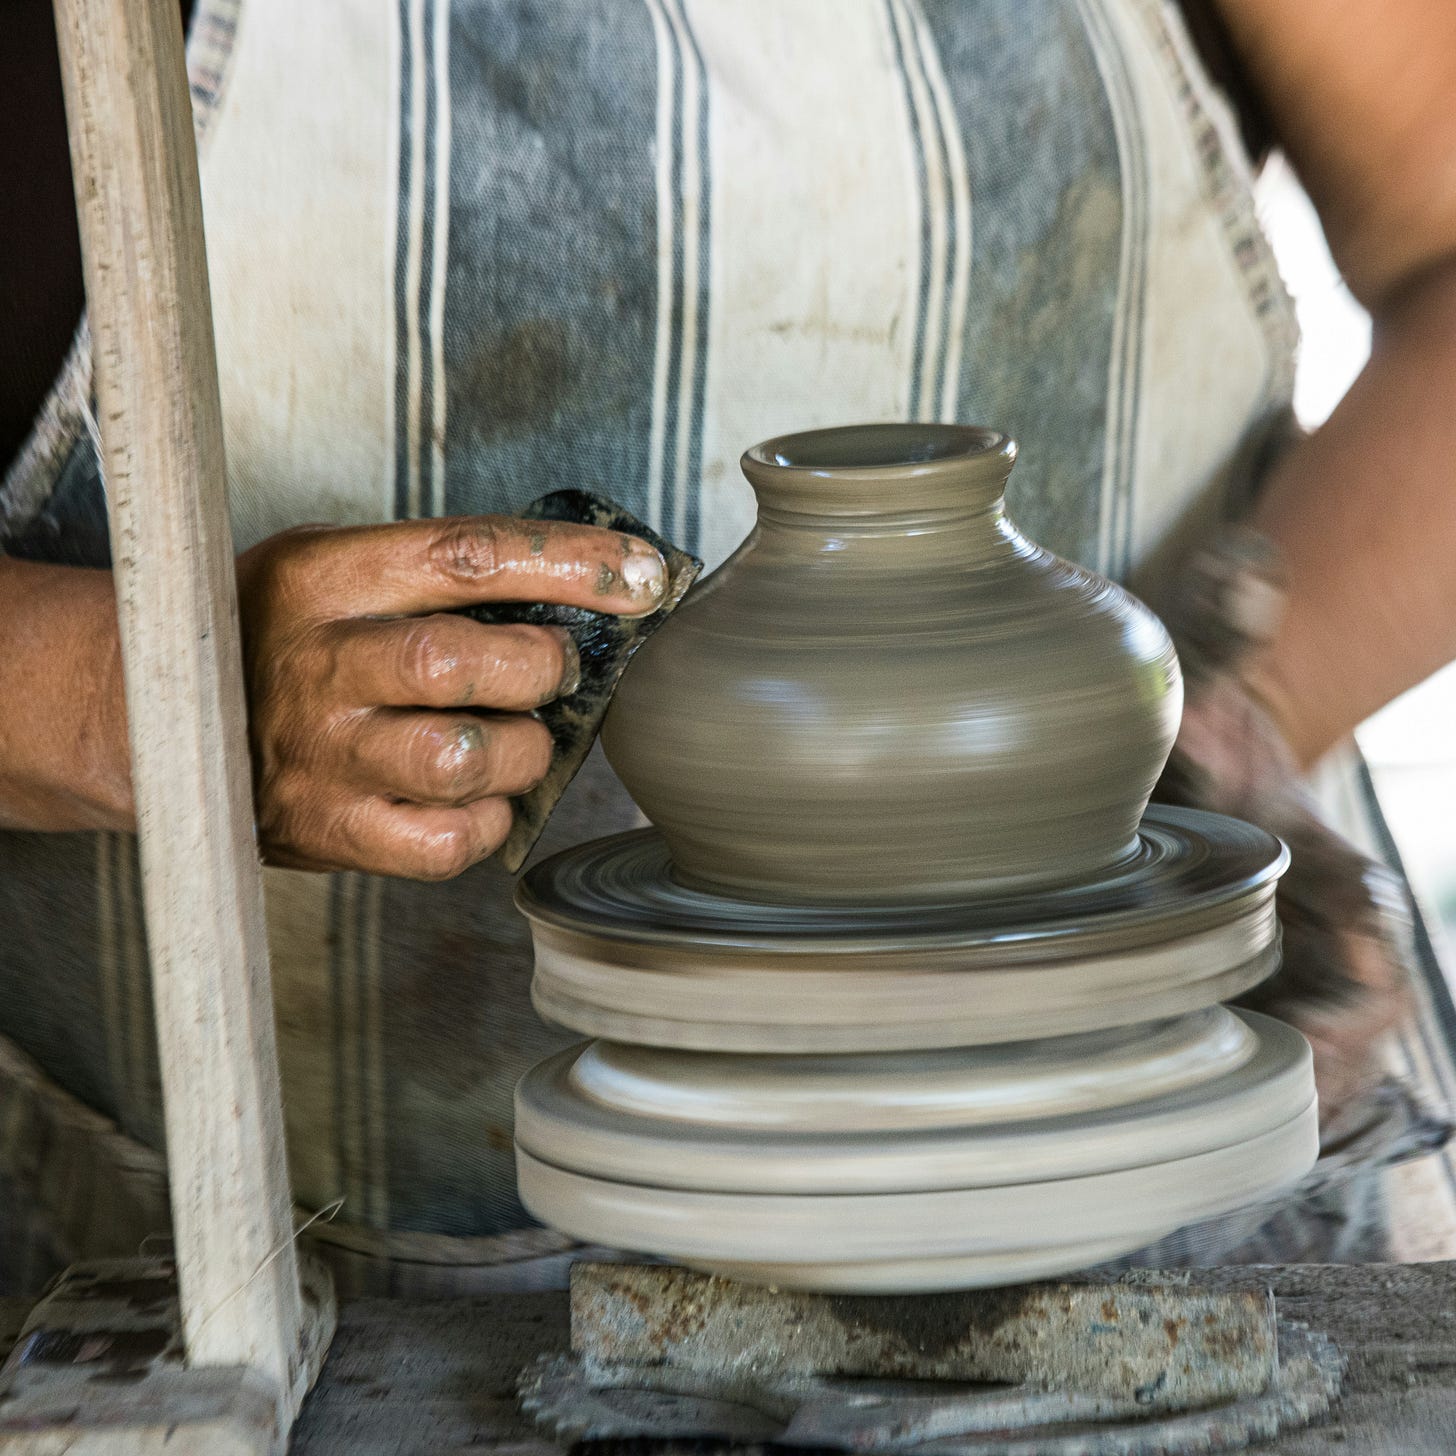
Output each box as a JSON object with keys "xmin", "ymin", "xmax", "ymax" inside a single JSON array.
[{"xmin": 601, "ymin": 424, "xmax": 1182, "ymax": 904}]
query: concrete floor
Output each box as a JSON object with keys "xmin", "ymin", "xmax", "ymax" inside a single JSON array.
[{"xmin": 284, "ymin": 1264, "xmax": 1456, "ymax": 1454}]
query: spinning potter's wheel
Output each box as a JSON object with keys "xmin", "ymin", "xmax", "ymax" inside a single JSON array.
[
  {"xmin": 512, "ymin": 424, "xmax": 1318, "ymax": 1291},
  {"xmin": 518, "ymin": 806, "xmax": 1287, "ymax": 1051},
  {"xmin": 516, "ymin": 1008, "xmax": 1316, "ymax": 1291}
]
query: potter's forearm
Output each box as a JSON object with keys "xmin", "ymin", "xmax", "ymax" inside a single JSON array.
[
  {"xmin": 1212, "ymin": 0, "xmax": 1456, "ymax": 312},
  {"xmin": 1246, "ymin": 257, "xmax": 1456, "ymax": 768},
  {"xmin": 0, "ymin": 556, "xmax": 133, "ymax": 831}
]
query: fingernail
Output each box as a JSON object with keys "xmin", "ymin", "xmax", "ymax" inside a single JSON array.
[
  {"xmin": 557, "ymin": 632, "xmax": 581, "ymax": 697},
  {"xmin": 619, "ymin": 540, "xmax": 667, "ymax": 605}
]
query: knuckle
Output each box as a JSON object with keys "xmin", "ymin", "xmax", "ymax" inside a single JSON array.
[
  {"xmin": 418, "ymin": 718, "xmax": 488, "ymax": 799},
  {"xmin": 256, "ymin": 770, "xmax": 325, "ymax": 855},
  {"xmin": 415, "ymin": 826, "xmax": 482, "ymax": 881},
  {"xmin": 255, "ymin": 524, "xmax": 334, "ymax": 591},
  {"xmin": 258, "ymin": 758, "xmax": 307, "ymax": 813},
  {"xmin": 495, "ymin": 628, "xmax": 564, "ymax": 704},
  {"xmin": 485, "ymin": 717, "xmax": 552, "ymax": 796},
  {"xmin": 271, "ymin": 523, "xmax": 332, "ymax": 552},
  {"xmin": 398, "ymin": 619, "xmax": 463, "ymax": 695},
  {"xmin": 262, "ymin": 626, "xmax": 328, "ymax": 703},
  {"xmin": 427, "ymin": 518, "xmax": 505, "ymax": 584}
]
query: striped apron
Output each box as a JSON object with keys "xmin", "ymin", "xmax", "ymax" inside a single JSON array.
[{"xmin": 2, "ymin": 0, "xmax": 1451, "ymax": 1294}]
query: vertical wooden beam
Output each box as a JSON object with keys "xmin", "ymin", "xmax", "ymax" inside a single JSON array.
[{"xmin": 51, "ymin": 0, "xmax": 305, "ymax": 1398}]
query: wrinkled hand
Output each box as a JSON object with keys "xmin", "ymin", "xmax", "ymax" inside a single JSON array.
[
  {"xmin": 1155, "ymin": 530, "xmax": 1414, "ymax": 1127},
  {"xmin": 235, "ymin": 515, "xmax": 667, "ymax": 878}
]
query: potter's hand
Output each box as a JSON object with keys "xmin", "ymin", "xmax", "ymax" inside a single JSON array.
[
  {"xmin": 235, "ymin": 516, "xmax": 667, "ymax": 878},
  {"xmin": 1154, "ymin": 530, "xmax": 1414, "ymax": 1128}
]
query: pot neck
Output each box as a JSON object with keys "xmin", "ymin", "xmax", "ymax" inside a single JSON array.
[{"xmin": 740, "ymin": 424, "xmax": 1020, "ymax": 560}]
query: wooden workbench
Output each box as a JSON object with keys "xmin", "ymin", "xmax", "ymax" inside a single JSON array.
[{"xmin": 5, "ymin": 1261, "xmax": 1455, "ymax": 1453}]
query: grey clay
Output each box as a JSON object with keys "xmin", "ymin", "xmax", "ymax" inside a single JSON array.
[{"xmin": 602, "ymin": 424, "xmax": 1183, "ymax": 905}]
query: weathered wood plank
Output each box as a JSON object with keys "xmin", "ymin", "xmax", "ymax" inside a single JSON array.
[
  {"xmin": 0, "ymin": 1367, "xmax": 279, "ymax": 1456},
  {"xmin": 49, "ymin": 0, "xmax": 314, "ymax": 1406},
  {"xmin": 0, "ymin": 1255, "xmax": 334, "ymax": 1456}
]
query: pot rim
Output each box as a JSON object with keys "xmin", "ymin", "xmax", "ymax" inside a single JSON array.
[{"xmin": 741, "ymin": 423, "xmax": 1017, "ymax": 517}]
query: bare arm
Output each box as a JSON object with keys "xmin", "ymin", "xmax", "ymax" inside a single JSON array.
[
  {"xmin": 0, "ymin": 558, "xmax": 131, "ymax": 831},
  {"xmin": 0, "ymin": 522, "xmax": 666, "ymax": 878},
  {"xmin": 1215, "ymin": 0, "xmax": 1456, "ymax": 310},
  {"xmin": 0, "ymin": 5, "xmax": 671, "ymax": 877},
  {"xmin": 0, "ymin": 0, "xmax": 672, "ymax": 878},
  {"xmin": 1214, "ymin": 0, "xmax": 1456, "ymax": 764}
]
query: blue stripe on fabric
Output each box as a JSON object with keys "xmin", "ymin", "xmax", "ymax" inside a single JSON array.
[
  {"xmin": 382, "ymin": 0, "xmax": 664, "ymax": 1236},
  {"xmin": 1083, "ymin": 0, "xmax": 1150, "ymax": 582},
  {"xmin": 916, "ymin": 0, "xmax": 1124, "ymax": 572},
  {"xmin": 441, "ymin": 0, "xmax": 662, "ymax": 525},
  {"xmin": 2, "ymin": 434, "xmax": 111, "ymax": 567},
  {"xmin": 392, "ymin": 0, "xmax": 417, "ymax": 521},
  {"xmin": 1362, "ymin": 782, "xmax": 1456, "ymax": 1077},
  {"xmin": 111, "ymin": 836, "xmax": 164, "ymax": 1153},
  {"xmin": 679, "ymin": 1, "xmax": 711, "ymax": 558},
  {"xmin": 918, "ymin": 38, "xmax": 959, "ymax": 421},
  {"xmin": 1357, "ymin": 757, "xmax": 1456, "ymax": 1208},
  {"xmin": 327, "ymin": 874, "xmax": 351, "ymax": 1220},
  {"xmin": 351, "ymin": 873, "xmax": 369, "ymax": 1227},
  {"xmin": 885, "ymin": 0, "xmax": 931, "ymax": 423},
  {"xmin": 355, "ymin": 873, "xmax": 383, "ymax": 1229},
  {"xmin": 0, "ymin": 833, "xmax": 124, "ymax": 1127},
  {"xmin": 418, "ymin": 0, "xmax": 440, "ymax": 520},
  {"xmin": 659, "ymin": 7, "xmax": 687, "ymax": 544}
]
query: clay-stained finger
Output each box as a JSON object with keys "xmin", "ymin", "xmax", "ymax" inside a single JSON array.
[
  {"xmin": 328, "ymin": 615, "xmax": 579, "ymax": 711},
  {"xmin": 266, "ymin": 515, "xmax": 667, "ymax": 619},
  {"xmin": 268, "ymin": 793, "xmax": 516, "ymax": 879},
  {"xmin": 344, "ymin": 709, "xmax": 553, "ymax": 806}
]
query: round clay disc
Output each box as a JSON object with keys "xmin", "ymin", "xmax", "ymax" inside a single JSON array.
[
  {"xmin": 515, "ymin": 1100, "xmax": 1318, "ymax": 1292},
  {"xmin": 514, "ymin": 1009, "xmax": 1312, "ymax": 1194},
  {"xmin": 567, "ymin": 1005, "xmax": 1255, "ymax": 1131},
  {"xmin": 517, "ymin": 806, "xmax": 1287, "ymax": 1051}
]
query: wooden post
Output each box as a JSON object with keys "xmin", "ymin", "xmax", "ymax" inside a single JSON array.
[{"xmin": 51, "ymin": 0, "xmax": 307, "ymax": 1401}]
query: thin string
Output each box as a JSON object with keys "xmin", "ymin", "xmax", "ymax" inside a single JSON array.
[{"xmin": 186, "ymin": 1198, "xmax": 345, "ymax": 1342}]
